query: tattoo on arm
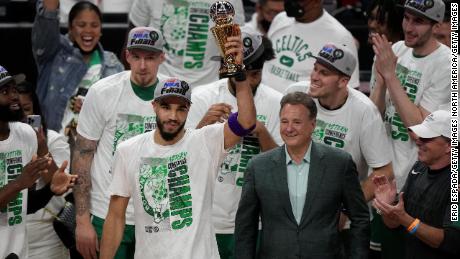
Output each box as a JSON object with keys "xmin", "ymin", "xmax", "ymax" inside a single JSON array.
[{"xmin": 72, "ymin": 134, "xmax": 97, "ymax": 216}]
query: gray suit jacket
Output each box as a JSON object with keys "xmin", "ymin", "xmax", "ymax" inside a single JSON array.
[{"xmin": 235, "ymin": 143, "xmax": 370, "ymax": 259}]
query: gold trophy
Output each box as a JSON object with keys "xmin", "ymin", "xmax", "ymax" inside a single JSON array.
[{"xmin": 210, "ymin": 1, "xmax": 243, "ymax": 78}]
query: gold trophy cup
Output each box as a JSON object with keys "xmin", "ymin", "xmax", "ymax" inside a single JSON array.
[{"xmin": 210, "ymin": 1, "xmax": 243, "ymax": 78}]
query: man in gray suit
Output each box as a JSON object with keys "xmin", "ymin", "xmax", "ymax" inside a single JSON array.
[{"xmin": 235, "ymin": 92, "xmax": 370, "ymax": 259}]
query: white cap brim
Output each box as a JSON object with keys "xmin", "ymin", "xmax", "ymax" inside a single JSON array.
[{"xmin": 409, "ymin": 124, "xmax": 441, "ymax": 138}]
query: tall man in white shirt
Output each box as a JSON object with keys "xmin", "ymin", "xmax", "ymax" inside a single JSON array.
[{"xmin": 73, "ymin": 26, "xmax": 166, "ymax": 259}]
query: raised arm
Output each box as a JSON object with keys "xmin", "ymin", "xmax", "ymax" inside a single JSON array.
[
  {"xmin": 223, "ymin": 36, "xmax": 257, "ymax": 149},
  {"xmin": 372, "ymin": 34, "xmax": 429, "ymax": 126},
  {"xmin": 32, "ymin": 0, "xmax": 61, "ymax": 68},
  {"xmin": 72, "ymin": 134, "xmax": 99, "ymax": 259}
]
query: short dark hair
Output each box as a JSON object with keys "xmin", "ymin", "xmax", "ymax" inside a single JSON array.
[
  {"xmin": 68, "ymin": 1, "xmax": 102, "ymax": 26},
  {"xmin": 280, "ymin": 92, "xmax": 317, "ymax": 119}
]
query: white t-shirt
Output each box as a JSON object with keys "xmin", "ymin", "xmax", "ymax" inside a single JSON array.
[
  {"xmin": 0, "ymin": 122, "xmax": 37, "ymax": 258},
  {"xmin": 261, "ymin": 11, "xmax": 360, "ymax": 93},
  {"xmin": 129, "ymin": 0, "xmax": 245, "ymax": 88},
  {"xmin": 369, "ymin": 41, "xmax": 450, "ymax": 190},
  {"xmin": 287, "ymin": 82, "xmax": 392, "ymax": 179},
  {"xmin": 186, "ymin": 79, "xmax": 283, "ymax": 233},
  {"xmin": 27, "ymin": 130, "xmax": 70, "ymax": 259},
  {"xmin": 109, "ymin": 124, "xmax": 226, "ymax": 259},
  {"xmin": 77, "ymin": 71, "xmax": 163, "ymax": 224}
]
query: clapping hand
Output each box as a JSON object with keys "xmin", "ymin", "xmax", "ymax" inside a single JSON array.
[
  {"xmin": 50, "ymin": 160, "xmax": 78, "ymax": 195},
  {"xmin": 371, "ymin": 34, "xmax": 397, "ymax": 80},
  {"xmin": 372, "ymin": 175, "xmax": 397, "ymax": 205}
]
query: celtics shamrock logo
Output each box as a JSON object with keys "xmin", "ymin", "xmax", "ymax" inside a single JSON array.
[
  {"xmin": 139, "ymin": 162, "xmax": 169, "ymax": 224},
  {"xmin": 243, "ymin": 37, "xmax": 252, "ymax": 48},
  {"xmin": 333, "ymin": 49, "xmax": 344, "ymax": 60}
]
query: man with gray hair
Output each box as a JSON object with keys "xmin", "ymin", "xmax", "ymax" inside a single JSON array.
[{"xmin": 235, "ymin": 91, "xmax": 369, "ymax": 258}]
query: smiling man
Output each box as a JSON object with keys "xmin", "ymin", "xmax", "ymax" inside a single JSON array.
[
  {"xmin": 371, "ymin": 0, "xmax": 450, "ymax": 194},
  {"xmin": 72, "ymin": 26, "xmax": 167, "ymax": 259},
  {"xmin": 235, "ymin": 91, "xmax": 369, "ymax": 258},
  {"xmin": 287, "ymin": 43, "xmax": 394, "ymax": 257},
  {"xmin": 373, "ymin": 110, "xmax": 460, "ymax": 259},
  {"xmin": 369, "ymin": 1, "xmax": 451, "ymax": 257}
]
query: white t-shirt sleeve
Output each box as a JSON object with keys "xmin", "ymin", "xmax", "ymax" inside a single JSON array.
[
  {"xmin": 109, "ymin": 146, "xmax": 132, "ymax": 198},
  {"xmin": 77, "ymin": 85, "xmax": 106, "ymax": 141},
  {"xmin": 129, "ymin": 0, "xmax": 150, "ymax": 26},
  {"xmin": 359, "ymin": 107, "xmax": 393, "ymax": 169}
]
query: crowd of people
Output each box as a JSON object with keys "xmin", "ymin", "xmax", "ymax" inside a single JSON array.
[{"xmin": 0, "ymin": 0, "xmax": 458, "ymax": 258}]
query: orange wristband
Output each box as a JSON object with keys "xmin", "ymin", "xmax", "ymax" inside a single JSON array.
[{"xmin": 407, "ymin": 218, "xmax": 420, "ymax": 232}]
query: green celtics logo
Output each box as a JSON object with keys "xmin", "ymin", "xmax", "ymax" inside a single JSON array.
[
  {"xmin": 149, "ymin": 31, "xmax": 159, "ymax": 42},
  {"xmin": 424, "ymin": 0, "xmax": 434, "ymax": 8},
  {"xmin": 139, "ymin": 162, "xmax": 169, "ymax": 225},
  {"xmin": 243, "ymin": 37, "xmax": 252, "ymax": 48}
]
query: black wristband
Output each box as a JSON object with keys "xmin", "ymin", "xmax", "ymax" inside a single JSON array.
[{"xmin": 234, "ymin": 71, "xmax": 247, "ymax": 81}]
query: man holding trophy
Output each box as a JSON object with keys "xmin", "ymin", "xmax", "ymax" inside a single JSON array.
[{"xmin": 99, "ymin": 2, "xmax": 256, "ymax": 258}]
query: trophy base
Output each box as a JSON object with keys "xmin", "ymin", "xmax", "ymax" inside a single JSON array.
[{"xmin": 219, "ymin": 70, "xmax": 240, "ymax": 79}]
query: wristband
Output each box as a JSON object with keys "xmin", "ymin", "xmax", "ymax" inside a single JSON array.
[
  {"xmin": 228, "ymin": 112, "xmax": 256, "ymax": 137},
  {"xmin": 234, "ymin": 70, "xmax": 247, "ymax": 82},
  {"xmin": 409, "ymin": 222, "xmax": 420, "ymax": 235},
  {"xmin": 407, "ymin": 218, "xmax": 420, "ymax": 234}
]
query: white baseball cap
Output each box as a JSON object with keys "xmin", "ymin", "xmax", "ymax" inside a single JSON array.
[{"xmin": 409, "ymin": 110, "xmax": 451, "ymax": 138}]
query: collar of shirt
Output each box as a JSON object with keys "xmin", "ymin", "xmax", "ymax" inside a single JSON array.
[{"xmin": 285, "ymin": 142, "xmax": 312, "ymax": 166}]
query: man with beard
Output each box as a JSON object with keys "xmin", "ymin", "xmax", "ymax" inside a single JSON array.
[
  {"xmin": 245, "ymin": 0, "xmax": 285, "ymax": 35},
  {"xmin": 185, "ymin": 26, "xmax": 283, "ymax": 258},
  {"xmin": 370, "ymin": 0, "xmax": 450, "ymax": 258},
  {"xmin": 260, "ymin": 0, "xmax": 360, "ymax": 93},
  {"xmin": 99, "ymin": 35, "xmax": 256, "ymax": 259},
  {"xmin": 0, "ymin": 65, "xmax": 76, "ymax": 258},
  {"xmin": 72, "ymin": 27, "xmax": 166, "ymax": 259}
]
